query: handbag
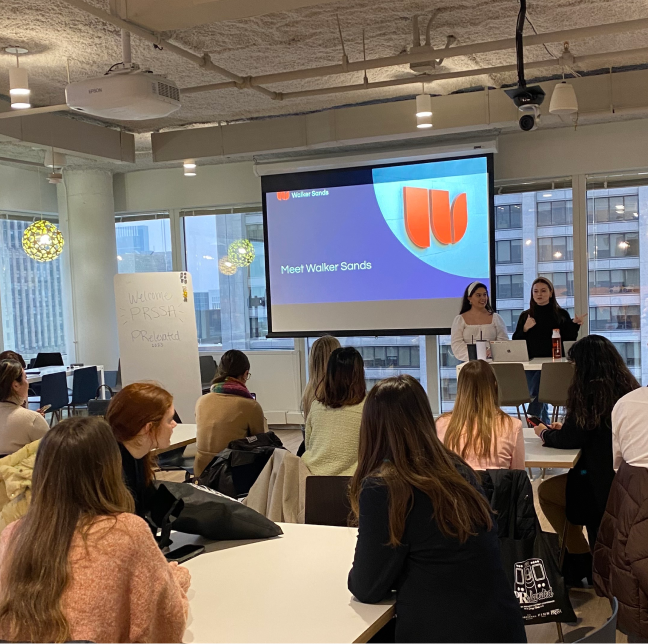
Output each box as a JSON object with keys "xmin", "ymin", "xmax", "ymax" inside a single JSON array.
[
  {"xmin": 499, "ymin": 516, "xmax": 576, "ymax": 624},
  {"xmin": 153, "ymin": 481, "xmax": 283, "ymax": 541},
  {"xmin": 87, "ymin": 384, "xmax": 114, "ymax": 417}
]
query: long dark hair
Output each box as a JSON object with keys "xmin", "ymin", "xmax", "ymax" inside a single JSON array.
[
  {"xmin": 317, "ymin": 347, "xmax": 365, "ymax": 409},
  {"xmin": 528, "ymin": 276, "xmax": 562, "ymax": 320},
  {"xmin": 349, "ymin": 375, "xmax": 492, "ymax": 546},
  {"xmin": 0, "ymin": 360, "xmax": 24, "ymax": 403},
  {"xmin": 459, "ymin": 282, "xmax": 493, "ymax": 315},
  {"xmin": 212, "ymin": 350, "xmax": 250, "ymax": 384},
  {"xmin": 567, "ymin": 335, "xmax": 640, "ymax": 429},
  {"xmin": 0, "ymin": 417, "xmax": 134, "ymax": 643}
]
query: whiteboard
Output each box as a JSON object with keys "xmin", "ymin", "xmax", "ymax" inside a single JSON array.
[{"xmin": 114, "ymin": 272, "xmax": 202, "ymax": 423}]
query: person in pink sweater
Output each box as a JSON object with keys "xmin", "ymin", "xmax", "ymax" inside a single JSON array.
[
  {"xmin": 0, "ymin": 416, "xmax": 190, "ymax": 643},
  {"xmin": 436, "ymin": 360, "xmax": 525, "ymax": 471}
]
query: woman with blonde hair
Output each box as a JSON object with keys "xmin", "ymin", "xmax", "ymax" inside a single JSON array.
[
  {"xmin": 436, "ymin": 360, "xmax": 524, "ymax": 470},
  {"xmin": 0, "ymin": 416, "xmax": 189, "ymax": 643},
  {"xmin": 301, "ymin": 335, "xmax": 341, "ymax": 420}
]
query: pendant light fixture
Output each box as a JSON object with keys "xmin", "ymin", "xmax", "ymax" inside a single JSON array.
[
  {"xmin": 5, "ymin": 47, "xmax": 30, "ymax": 109},
  {"xmin": 415, "ymin": 83, "xmax": 433, "ymax": 129},
  {"xmin": 549, "ymin": 81, "xmax": 578, "ymax": 115}
]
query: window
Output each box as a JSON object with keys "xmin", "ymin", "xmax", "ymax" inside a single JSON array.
[
  {"xmin": 0, "ymin": 214, "xmax": 66, "ymax": 361},
  {"xmin": 498, "ymin": 308, "xmax": 524, "ymax": 333},
  {"xmin": 539, "ymin": 272, "xmax": 574, "ymax": 298},
  {"xmin": 441, "ymin": 377, "xmax": 458, "ymax": 405},
  {"xmin": 588, "ymin": 195, "xmax": 639, "ymax": 223},
  {"xmin": 115, "ymin": 214, "xmax": 172, "ymax": 273},
  {"xmin": 496, "ymin": 239, "xmax": 523, "ymax": 264},
  {"xmin": 496, "ymin": 274, "xmax": 524, "ymax": 299},
  {"xmin": 495, "ymin": 204, "xmax": 522, "ymax": 230},
  {"xmin": 538, "ymin": 236, "xmax": 573, "ymax": 262},
  {"xmin": 182, "ymin": 208, "xmax": 293, "ymax": 350},
  {"xmin": 588, "ymin": 269, "xmax": 640, "ymax": 294},
  {"xmin": 588, "ymin": 232, "xmax": 639, "ymax": 259},
  {"xmin": 589, "ymin": 305, "xmax": 641, "ymax": 331},
  {"xmin": 439, "ymin": 344, "xmax": 461, "ymax": 368},
  {"xmin": 537, "ymin": 200, "xmax": 573, "ymax": 227}
]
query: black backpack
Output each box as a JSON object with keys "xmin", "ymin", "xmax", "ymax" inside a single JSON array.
[{"xmin": 196, "ymin": 431, "xmax": 285, "ymax": 498}]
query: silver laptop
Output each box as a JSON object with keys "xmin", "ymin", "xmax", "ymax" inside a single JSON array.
[{"xmin": 490, "ymin": 340, "xmax": 529, "ymax": 363}]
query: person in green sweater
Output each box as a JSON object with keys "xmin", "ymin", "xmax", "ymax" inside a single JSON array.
[{"xmin": 302, "ymin": 347, "xmax": 366, "ymax": 476}]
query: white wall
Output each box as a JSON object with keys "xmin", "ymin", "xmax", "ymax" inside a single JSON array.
[{"xmin": 0, "ymin": 165, "xmax": 58, "ymax": 213}]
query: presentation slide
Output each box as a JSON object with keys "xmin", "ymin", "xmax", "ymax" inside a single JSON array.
[{"xmin": 263, "ymin": 155, "xmax": 493, "ymax": 336}]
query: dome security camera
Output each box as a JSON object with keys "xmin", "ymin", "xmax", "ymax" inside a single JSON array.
[{"xmin": 518, "ymin": 104, "xmax": 540, "ymax": 132}]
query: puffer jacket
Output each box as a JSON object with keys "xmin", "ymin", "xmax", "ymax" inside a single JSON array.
[
  {"xmin": 593, "ymin": 461, "xmax": 648, "ymax": 639},
  {"xmin": 0, "ymin": 439, "xmax": 39, "ymax": 532}
]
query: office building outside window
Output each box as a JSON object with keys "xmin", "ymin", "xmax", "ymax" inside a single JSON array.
[
  {"xmin": 0, "ymin": 213, "xmax": 66, "ymax": 361},
  {"xmin": 438, "ymin": 181, "xmax": 574, "ymax": 411},
  {"xmin": 115, "ymin": 214, "xmax": 173, "ymax": 273},
  {"xmin": 182, "ymin": 208, "xmax": 293, "ymax": 350},
  {"xmin": 587, "ymin": 177, "xmax": 647, "ymax": 383}
]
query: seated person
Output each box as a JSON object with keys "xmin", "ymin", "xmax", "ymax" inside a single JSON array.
[
  {"xmin": 348, "ymin": 375, "xmax": 526, "ymax": 643},
  {"xmin": 302, "ymin": 335, "xmax": 341, "ymax": 420},
  {"xmin": 106, "ymin": 383, "xmax": 176, "ymax": 519},
  {"xmin": 0, "ymin": 360, "xmax": 48, "ymax": 455},
  {"xmin": 0, "ymin": 416, "xmax": 190, "ymax": 643},
  {"xmin": 0, "ymin": 352, "xmax": 26, "ymax": 369},
  {"xmin": 302, "ymin": 347, "xmax": 365, "ymax": 476},
  {"xmin": 436, "ymin": 360, "xmax": 524, "ymax": 470},
  {"xmin": 195, "ymin": 350, "xmax": 266, "ymax": 477}
]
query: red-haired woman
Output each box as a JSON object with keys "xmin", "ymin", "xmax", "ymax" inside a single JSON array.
[{"xmin": 106, "ymin": 383, "xmax": 176, "ymax": 518}]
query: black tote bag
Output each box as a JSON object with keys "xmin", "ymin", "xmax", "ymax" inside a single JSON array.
[{"xmin": 499, "ymin": 517, "xmax": 576, "ymax": 624}]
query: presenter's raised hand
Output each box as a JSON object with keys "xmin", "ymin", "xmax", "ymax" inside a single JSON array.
[
  {"xmin": 523, "ymin": 315, "xmax": 536, "ymax": 332},
  {"xmin": 573, "ymin": 313, "xmax": 588, "ymax": 326}
]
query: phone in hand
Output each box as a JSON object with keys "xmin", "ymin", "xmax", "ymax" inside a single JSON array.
[
  {"xmin": 527, "ymin": 416, "xmax": 543, "ymax": 428},
  {"xmin": 165, "ymin": 544, "xmax": 205, "ymax": 564},
  {"xmin": 39, "ymin": 404, "xmax": 52, "ymax": 413}
]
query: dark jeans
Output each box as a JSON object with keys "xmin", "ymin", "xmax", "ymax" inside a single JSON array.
[{"xmin": 526, "ymin": 370, "xmax": 550, "ymax": 425}]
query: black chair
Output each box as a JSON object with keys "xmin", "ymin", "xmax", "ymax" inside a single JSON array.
[
  {"xmin": 39, "ymin": 371, "xmax": 69, "ymax": 425},
  {"xmin": 304, "ymin": 476, "xmax": 352, "ymax": 527},
  {"xmin": 574, "ymin": 597, "xmax": 618, "ymax": 642},
  {"xmin": 32, "ymin": 352, "xmax": 64, "ymax": 368},
  {"xmin": 68, "ymin": 366, "xmax": 100, "ymax": 415},
  {"xmin": 199, "ymin": 356, "xmax": 216, "ymax": 393}
]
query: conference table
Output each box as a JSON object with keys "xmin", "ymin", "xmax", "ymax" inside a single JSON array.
[
  {"xmin": 523, "ymin": 427, "xmax": 580, "ymax": 469},
  {"xmin": 174, "ymin": 522, "xmax": 394, "ymax": 643},
  {"xmin": 456, "ymin": 356, "xmax": 570, "ymax": 375},
  {"xmin": 153, "ymin": 424, "xmax": 197, "ymax": 455},
  {"xmin": 25, "ymin": 365, "xmax": 107, "ymax": 397}
]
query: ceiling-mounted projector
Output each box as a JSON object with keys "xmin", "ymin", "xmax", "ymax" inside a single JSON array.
[{"xmin": 65, "ymin": 70, "xmax": 181, "ymax": 121}]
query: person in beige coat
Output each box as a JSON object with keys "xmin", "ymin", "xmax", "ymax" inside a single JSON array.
[{"xmin": 194, "ymin": 350, "xmax": 266, "ymax": 477}]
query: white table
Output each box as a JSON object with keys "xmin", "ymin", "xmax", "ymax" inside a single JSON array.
[
  {"xmin": 523, "ymin": 427, "xmax": 581, "ymax": 469},
  {"xmin": 153, "ymin": 423, "xmax": 197, "ymax": 455},
  {"xmin": 457, "ymin": 357, "xmax": 569, "ymax": 375},
  {"xmin": 173, "ymin": 523, "xmax": 394, "ymax": 643},
  {"xmin": 26, "ymin": 365, "xmax": 107, "ymax": 398}
]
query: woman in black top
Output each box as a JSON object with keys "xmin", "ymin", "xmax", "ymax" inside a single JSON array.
[
  {"xmin": 348, "ymin": 375, "xmax": 526, "ymax": 643},
  {"xmin": 106, "ymin": 383, "xmax": 177, "ymax": 518},
  {"xmin": 513, "ymin": 276, "xmax": 585, "ymax": 424},
  {"xmin": 535, "ymin": 336, "xmax": 639, "ymax": 584}
]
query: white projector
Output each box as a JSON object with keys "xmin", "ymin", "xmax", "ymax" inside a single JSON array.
[{"xmin": 65, "ymin": 71, "xmax": 181, "ymax": 121}]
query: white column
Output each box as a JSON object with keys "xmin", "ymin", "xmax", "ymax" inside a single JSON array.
[{"xmin": 57, "ymin": 169, "xmax": 119, "ymax": 369}]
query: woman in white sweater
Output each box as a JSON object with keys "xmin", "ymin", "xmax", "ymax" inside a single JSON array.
[
  {"xmin": 451, "ymin": 282, "xmax": 509, "ymax": 362},
  {"xmin": 302, "ymin": 347, "xmax": 366, "ymax": 476}
]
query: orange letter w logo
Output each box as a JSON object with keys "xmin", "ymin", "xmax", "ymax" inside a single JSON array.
[{"xmin": 403, "ymin": 187, "xmax": 468, "ymax": 247}]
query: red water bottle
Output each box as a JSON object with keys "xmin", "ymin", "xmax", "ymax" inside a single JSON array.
[{"xmin": 552, "ymin": 329, "xmax": 562, "ymax": 360}]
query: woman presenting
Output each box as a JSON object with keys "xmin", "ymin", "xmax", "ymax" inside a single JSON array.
[
  {"xmin": 451, "ymin": 282, "xmax": 508, "ymax": 362},
  {"xmin": 513, "ymin": 276, "xmax": 586, "ymax": 423}
]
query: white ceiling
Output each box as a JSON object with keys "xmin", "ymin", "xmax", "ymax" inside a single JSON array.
[{"xmin": 1, "ymin": 0, "xmax": 648, "ymax": 168}]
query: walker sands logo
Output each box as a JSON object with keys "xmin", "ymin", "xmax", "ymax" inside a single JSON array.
[
  {"xmin": 277, "ymin": 191, "xmax": 290, "ymax": 201},
  {"xmin": 403, "ymin": 187, "xmax": 468, "ymax": 247}
]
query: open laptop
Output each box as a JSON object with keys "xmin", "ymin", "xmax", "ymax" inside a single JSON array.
[
  {"xmin": 490, "ymin": 340, "xmax": 529, "ymax": 363},
  {"xmin": 563, "ymin": 340, "xmax": 576, "ymax": 356}
]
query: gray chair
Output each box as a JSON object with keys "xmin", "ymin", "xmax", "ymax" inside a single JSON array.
[
  {"xmin": 538, "ymin": 362, "xmax": 575, "ymax": 424},
  {"xmin": 199, "ymin": 355, "xmax": 217, "ymax": 393},
  {"xmin": 574, "ymin": 597, "xmax": 618, "ymax": 643},
  {"xmin": 305, "ymin": 476, "xmax": 352, "ymax": 527},
  {"xmin": 490, "ymin": 363, "xmax": 531, "ymax": 422}
]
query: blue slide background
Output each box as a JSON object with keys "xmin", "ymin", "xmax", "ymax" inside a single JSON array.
[{"xmin": 266, "ymin": 157, "xmax": 491, "ymax": 306}]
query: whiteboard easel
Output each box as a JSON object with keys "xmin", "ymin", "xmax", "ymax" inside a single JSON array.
[{"xmin": 114, "ymin": 272, "xmax": 202, "ymax": 423}]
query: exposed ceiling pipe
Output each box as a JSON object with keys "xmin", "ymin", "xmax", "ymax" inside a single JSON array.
[
  {"xmin": 58, "ymin": 0, "xmax": 280, "ymax": 100},
  {"xmin": 181, "ymin": 45, "xmax": 648, "ymax": 101},
  {"xmin": 192, "ymin": 16, "xmax": 648, "ymax": 91}
]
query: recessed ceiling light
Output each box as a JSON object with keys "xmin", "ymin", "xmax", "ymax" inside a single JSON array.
[{"xmin": 543, "ymin": 193, "xmax": 552, "ymax": 198}]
